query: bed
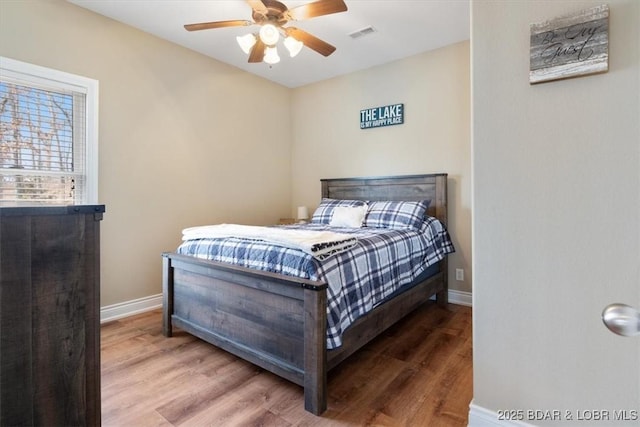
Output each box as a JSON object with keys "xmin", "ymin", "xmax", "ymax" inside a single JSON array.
[{"xmin": 162, "ymin": 173, "xmax": 452, "ymax": 415}]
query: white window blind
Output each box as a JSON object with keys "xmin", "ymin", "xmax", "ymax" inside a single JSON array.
[{"xmin": 0, "ymin": 57, "xmax": 98, "ymax": 206}]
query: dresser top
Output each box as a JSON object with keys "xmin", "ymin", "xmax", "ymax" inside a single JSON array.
[{"xmin": 0, "ymin": 205, "xmax": 105, "ymax": 216}]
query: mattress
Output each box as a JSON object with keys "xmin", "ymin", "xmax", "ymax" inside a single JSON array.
[{"xmin": 177, "ymin": 217, "xmax": 454, "ymax": 349}]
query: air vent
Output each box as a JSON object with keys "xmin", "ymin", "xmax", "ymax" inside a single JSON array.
[{"xmin": 348, "ymin": 26, "xmax": 376, "ymax": 39}]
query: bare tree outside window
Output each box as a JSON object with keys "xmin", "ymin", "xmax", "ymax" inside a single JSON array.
[
  {"xmin": 1, "ymin": 57, "xmax": 98, "ymax": 206},
  {"xmin": 0, "ymin": 81, "xmax": 85, "ymax": 205}
]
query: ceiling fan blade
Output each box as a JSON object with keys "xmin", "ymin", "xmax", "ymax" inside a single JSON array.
[
  {"xmin": 288, "ymin": 0, "xmax": 347, "ymax": 20},
  {"xmin": 285, "ymin": 27, "xmax": 336, "ymax": 57},
  {"xmin": 246, "ymin": 0, "xmax": 268, "ymax": 15},
  {"xmin": 184, "ymin": 20, "xmax": 251, "ymax": 31},
  {"xmin": 248, "ymin": 39, "xmax": 266, "ymax": 63}
]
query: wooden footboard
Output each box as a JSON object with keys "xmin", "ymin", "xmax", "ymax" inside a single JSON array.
[
  {"xmin": 163, "ymin": 252, "xmax": 447, "ymax": 415},
  {"xmin": 162, "ymin": 253, "xmax": 329, "ymax": 414}
]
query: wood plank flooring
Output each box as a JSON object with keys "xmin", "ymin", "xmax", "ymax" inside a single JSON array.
[{"xmin": 101, "ymin": 302, "xmax": 472, "ymax": 426}]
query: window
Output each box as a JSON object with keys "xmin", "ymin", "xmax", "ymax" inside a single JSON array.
[{"xmin": 0, "ymin": 57, "xmax": 98, "ymax": 206}]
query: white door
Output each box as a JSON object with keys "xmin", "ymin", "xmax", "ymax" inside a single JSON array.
[{"xmin": 471, "ymin": 1, "xmax": 640, "ymax": 425}]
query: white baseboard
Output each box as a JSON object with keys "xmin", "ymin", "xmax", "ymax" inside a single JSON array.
[
  {"xmin": 468, "ymin": 401, "xmax": 537, "ymax": 427},
  {"xmin": 100, "ymin": 288, "xmax": 471, "ymax": 325},
  {"xmin": 449, "ymin": 289, "xmax": 472, "ymax": 306},
  {"xmin": 430, "ymin": 289, "xmax": 473, "ymax": 307},
  {"xmin": 100, "ymin": 293, "xmax": 162, "ymax": 324}
]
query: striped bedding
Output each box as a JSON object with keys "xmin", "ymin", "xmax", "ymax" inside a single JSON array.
[{"xmin": 176, "ymin": 216, "xmax": 455, "ymax": 349}]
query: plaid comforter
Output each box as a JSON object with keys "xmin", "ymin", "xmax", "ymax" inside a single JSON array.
[{"xmin": 176, "ymin": 217, "xmax": 454, "ymax": 349}]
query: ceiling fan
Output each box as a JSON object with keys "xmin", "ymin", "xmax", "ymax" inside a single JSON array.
[{"xmin": 184, "ymin": 0, "xmax": 348, "ymax": 65}]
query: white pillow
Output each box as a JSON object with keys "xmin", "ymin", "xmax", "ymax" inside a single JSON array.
[{"xmin": 329, "ymin": 205, "xmax": 367, "ymax": 228}]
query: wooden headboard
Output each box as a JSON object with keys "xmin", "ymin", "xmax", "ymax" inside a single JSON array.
[{"xmin": 320, "ymin": 173, "xmax": 448, "ymax": 226}]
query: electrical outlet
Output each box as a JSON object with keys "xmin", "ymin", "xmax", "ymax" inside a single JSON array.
[{"xmin": 455, "ymin": 268, "xmax": 464, "ymax": 281}]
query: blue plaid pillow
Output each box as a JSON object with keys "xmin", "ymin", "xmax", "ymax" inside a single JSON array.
[
  {"xmin": 311, "ymin": 198, "xmax": 367, "ymax": 224},
  {"xmin": 364, "ymin": 200, "xmax": 430, "ymax": 230}
]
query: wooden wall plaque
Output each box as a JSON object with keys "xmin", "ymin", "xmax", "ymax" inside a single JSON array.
[{"xmin": 530, "ymin": 4, "xmax": 609, "ymax": 84}]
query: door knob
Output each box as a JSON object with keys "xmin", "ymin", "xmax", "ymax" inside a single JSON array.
[{"xmin": 602, "ymin": 303, "xmax": 640, "ymax": 337}]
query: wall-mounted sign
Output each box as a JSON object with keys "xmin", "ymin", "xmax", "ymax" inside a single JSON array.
[
  {"xmin": 360, "ymin": 103, "xmax": 404, "ymax": 129},
  {"xmin": 529, "ymin": 4, "xmax": 608, "ymax": 84}
]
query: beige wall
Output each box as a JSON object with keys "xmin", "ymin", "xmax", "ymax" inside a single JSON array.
[
  {"xmin": 1, "ymin": 1, "xmax": 472, "ymax": 305},
  {"xmin": 291, "ymin": 41, "xmax": 472, "ymax": 294},
  {"xmin": 0, "ymin": 0, "xmax": 293, "ymax": 306},
  {"xmin": 472, "ymin": 0, "xmax": 639, "ymax": 422}
]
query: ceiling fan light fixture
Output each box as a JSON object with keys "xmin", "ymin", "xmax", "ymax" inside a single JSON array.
[
  {"xmin": 184, "ymin": 0, "xmax": 348, "ymax": 65},
  {"xmin": 284, "ymin": 36, "xmax": 303, "ymax": 57},
  {"xmin": 236, "ymin": 33, "xmax": 257, "ymax": 54},
  {"xmin": 259, "ymin": 24, "xmax": 280, "ymax": 46},
  {"xmin": 263, "ymin": 46, "xmax": 280, "ymax": 64}
]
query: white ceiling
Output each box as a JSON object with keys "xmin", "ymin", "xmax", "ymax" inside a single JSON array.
[{"xmin": 67, "ymin": 0, "xmax": 470, "ymax": 88}]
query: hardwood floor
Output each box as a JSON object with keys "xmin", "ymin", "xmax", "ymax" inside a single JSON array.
[{"xmin": 101, "ymin": 302, "xmax": 472, "ymax": 426}]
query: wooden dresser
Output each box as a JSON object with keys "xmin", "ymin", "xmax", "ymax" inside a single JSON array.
[{"xmin": 0, "ymin": 205, "xmax": 105, "ymax": 427}]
